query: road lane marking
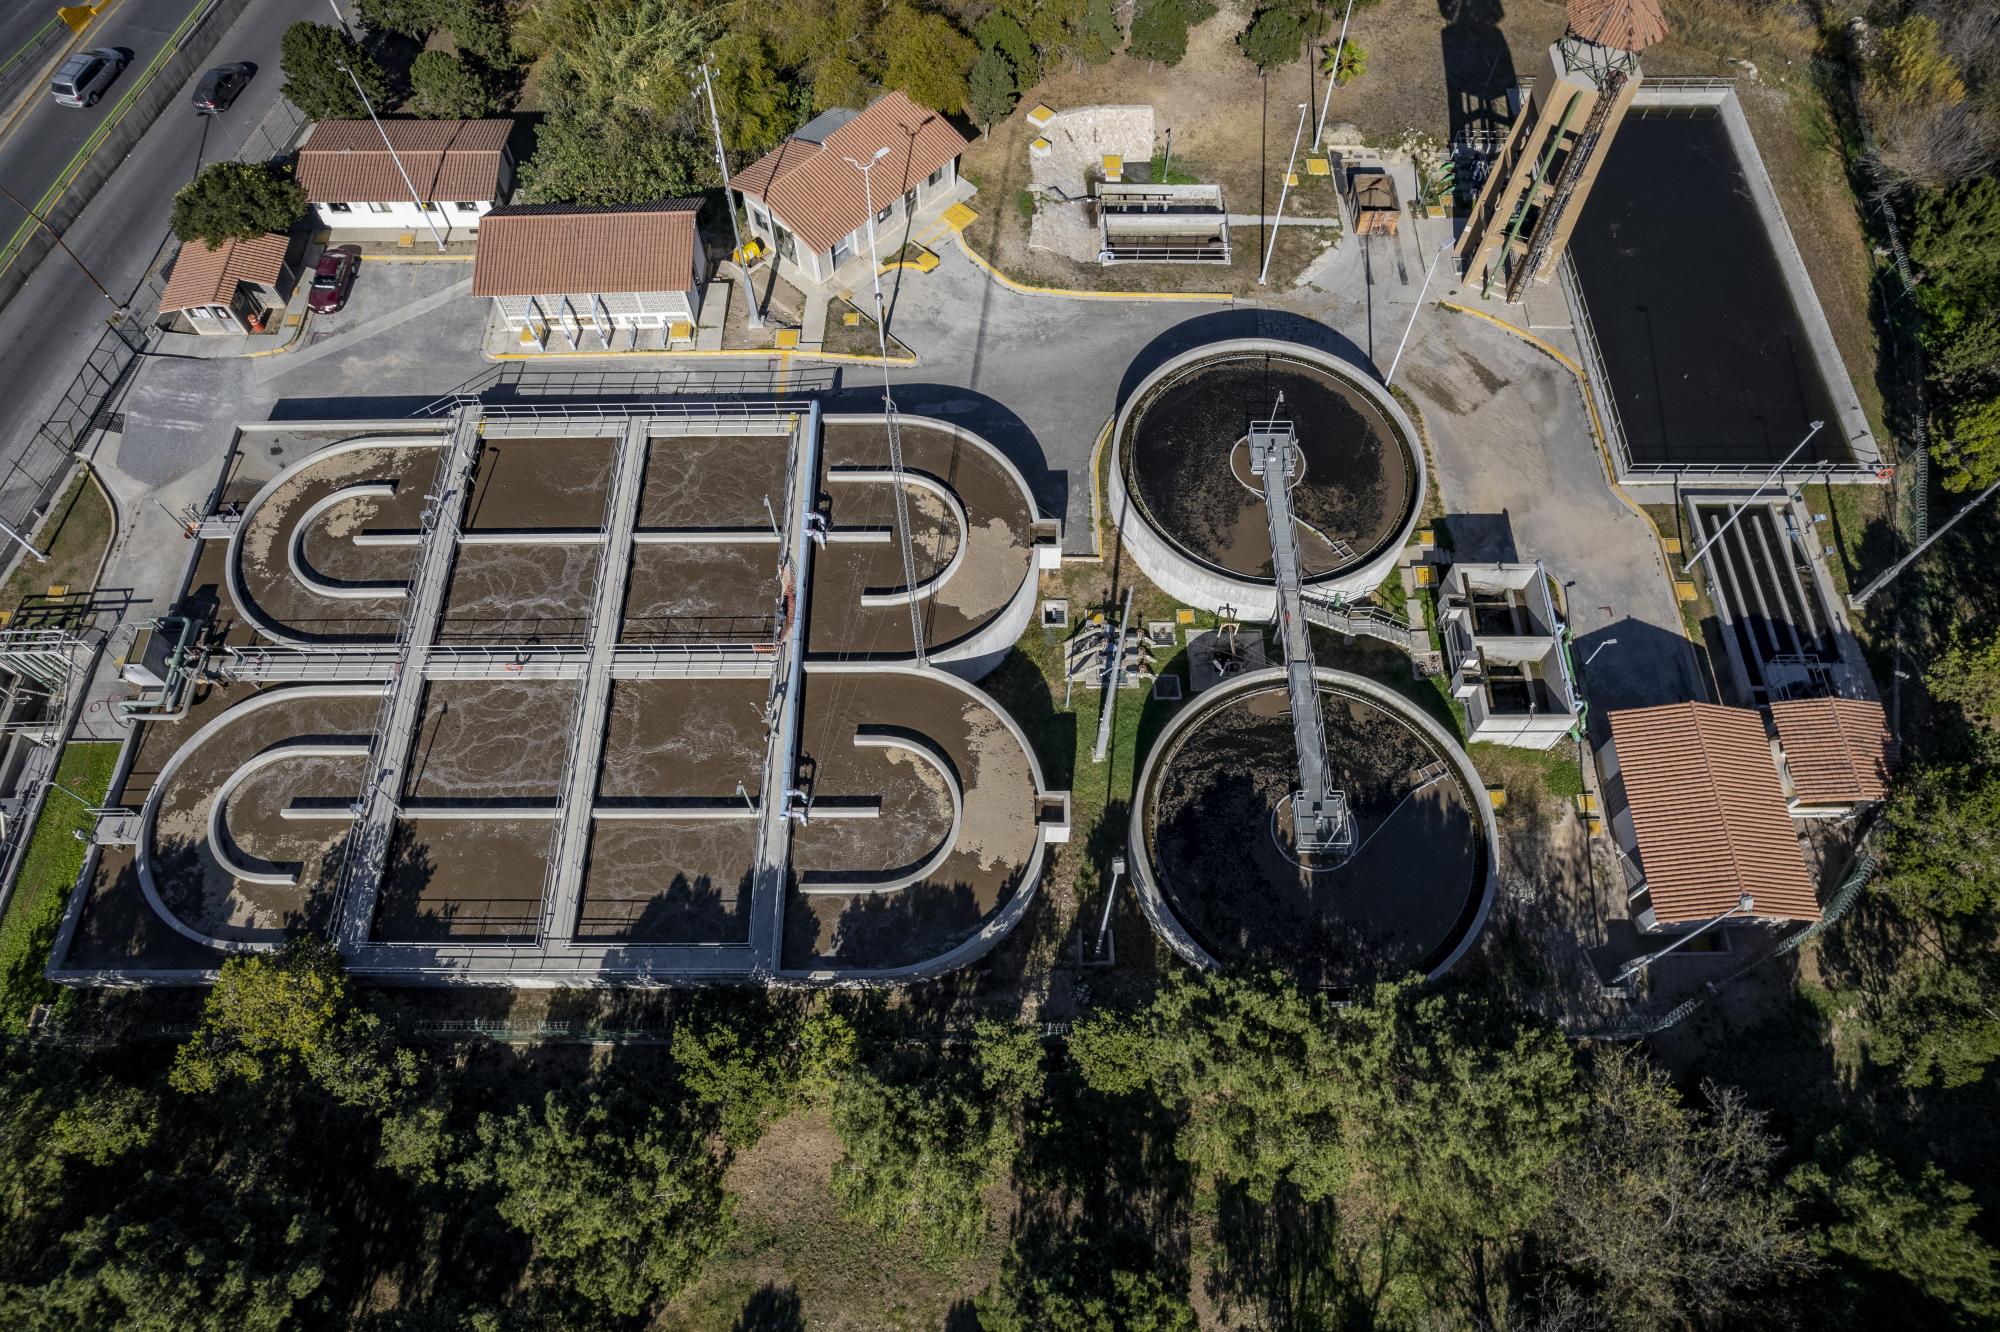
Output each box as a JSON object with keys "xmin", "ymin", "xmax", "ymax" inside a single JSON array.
[{"xmin": 0, "ymin": 0, "xmax": 210, "ymax": 279}]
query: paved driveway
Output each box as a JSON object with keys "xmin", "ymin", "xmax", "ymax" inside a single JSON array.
[{"xmin": 1395, "ymin": 310, "xmax": 1701, "ymax": 719}]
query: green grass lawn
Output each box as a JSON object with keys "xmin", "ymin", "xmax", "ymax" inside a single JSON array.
[
  {"xmin": 0, "ymin": 742, "xmax": 118, "ymax": 1033},
  {"xmin": 0, "ymin": 467, "xmax": 112, "ymax": 620}
]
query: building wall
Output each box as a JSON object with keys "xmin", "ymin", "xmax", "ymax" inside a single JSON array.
[
  {"xmin": 314, "ymin": 198, "xmax": 494, "ymax": 238},
  {"xmin": 740, "ymin": 156, "xmax": 959, "ymax": 287},
  {"xmin": 493, "ymin": 289, "xmax": 699, "ymax": 340}
]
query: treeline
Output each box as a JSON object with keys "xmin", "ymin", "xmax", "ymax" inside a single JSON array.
[
  {"xmin": 0, "ymin": 942, "xmax": 1992, "ymax": 1329},
  {"xmin": 266, "ymin": 0, "xmax": 1378, "ymax": 208},
  {"xmin": 1856, "ymin": 1, "xmax": 2000, "ymax": 490}
]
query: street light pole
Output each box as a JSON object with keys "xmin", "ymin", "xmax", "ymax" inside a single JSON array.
[
  {"xmin": 1583, "ymin": 637, "xmax": 1618, "ymax": 667},
  {"xmin": 0, "ymin": 181, "xmax": 119, "ymax": 310},
  {"xmin": 1311, "ymin": 0, "xmax": 1359, "ymax": 150},
  {"xmin": 699, "ymin": 59, "xmax": 762, "ymax": 328},
  {"xmin": 1385, "ymin": 241, "xmax": 1455, "ymax": 385},
  {"xmin": 325, "ymin": 0, "xmax": 446, "ymax": 252},
  {"xmin": 1259, "ymin": 100, "xmax": 1310, "ymax": 287},
  {"xmin": 1610, "ymin": 893, "xmax": 1754, "ymax": 987},
  {"xmin": 1683, "ymin": 420, "xmax": 1825, "ymax": 571},
  {"xmin": 844, "ymin": 146, "xmax": 926, "ymax": 666}
]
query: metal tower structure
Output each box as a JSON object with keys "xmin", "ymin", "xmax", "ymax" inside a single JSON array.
[
  {"xmin": 1248, "ymin": 397, "xmax": 1351, "ymax": 856},
  {"xmin": 1457, "ymin": 0, "xmax": 1667, "ymax": 300}
]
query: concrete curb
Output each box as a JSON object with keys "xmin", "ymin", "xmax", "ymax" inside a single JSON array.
[
  {"xmin": 949, "ymin": 228, "xmax": 1235, "ymax": 304},
  {"xmin": 483, "ymin": 343, "xmax": 919, "ymax": 368}
]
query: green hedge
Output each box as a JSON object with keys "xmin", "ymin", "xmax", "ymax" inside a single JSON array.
[{"xmin": 0, "ymin": 742, "xmax": 118, "ymax": 1033}]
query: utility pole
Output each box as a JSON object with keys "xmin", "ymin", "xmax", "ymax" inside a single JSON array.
[
  {"xmin": 1683, "ymin": 420, "xmax": 1825, "ymax": 571},
  {"xmin": 845, "ymin": 146, "xmax": 926, "ymax": 666},
  {"xmin": 700, "ymin": 59, "xmax": 762, "ymax": 327},
  {"xmin": 1851, "ymin": 473, "xmax": 2000, "ymax": 607},
  {"xmin": 0, "ymin": 181, "xmax": 118, "ymax": 310},
  {"xmin": 1609, "ymin": 894, "xmax": 1753, "ymax": 987},
  {"xmin": 1311, "ymin": 0, "xmax": 1359, "ymax": 150},
  {"xmin": 325, "ymin": 0, "xmax": 446, "ymax": 252},
  {"xmin": 1259, "ymin": 101, "xmax": 1309, "ymax": 287}
]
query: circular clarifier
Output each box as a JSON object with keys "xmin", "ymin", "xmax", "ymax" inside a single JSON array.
[
  {"xmin": 1110, "ymin": 339, "xmax": 1424, "ymax": 618},
  {"xmin": 1130, "ymin": 667, "xmax": 1494, "ymax": 994}
]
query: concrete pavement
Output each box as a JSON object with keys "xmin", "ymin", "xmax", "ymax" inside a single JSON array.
[{"xmin": 0, "ymin": 0, "xmax": 317, "ymax": 522}]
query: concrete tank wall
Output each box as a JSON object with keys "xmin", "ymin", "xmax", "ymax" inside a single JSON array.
[{"xmin": 1109, "ymin": 339, "xmax": 1426, "ymax": 621}]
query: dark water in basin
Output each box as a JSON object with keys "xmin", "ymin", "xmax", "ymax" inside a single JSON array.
[{"xmin": 1569, "ymin": 108, "xmax": 1850, "ymax": 468}]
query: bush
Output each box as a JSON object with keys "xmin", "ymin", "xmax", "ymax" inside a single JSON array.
[
  {"xmin": 409, "ymin": 48, "xmax": 491, "ymax": 118},
  {"xmin": 170, "ymin": 161, "xmax": 306, "ymax": 245},
  {"xmin": 1129, "ymin": 0, "xmax": 1189, "ymax": 67}
]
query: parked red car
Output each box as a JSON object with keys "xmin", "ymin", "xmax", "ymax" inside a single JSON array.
[{"xmin": 307, "ymin": 249, "xmax": 357, "ymax": 314}]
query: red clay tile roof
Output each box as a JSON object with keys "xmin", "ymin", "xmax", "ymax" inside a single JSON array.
[
  {"xmin": 159, "ymin": 233, "xmax": 289, "ymax": 313},
  {"xmin": 297, "ymin": 119, "xmax": 512, "ymax": 203},
  {"xmin": 471, "ymin": 201, "xmax": 703, "ymax": 298},
  {"xmin": 1567, "ymin": 0, "xmax": 1668, "ymax": 53},
  {"xmin": 1608, "ymin": 702, "xmax": 1817, "ymax": 924},
  {"xmin": 1770, "ymin": 698, "xmax": 1896, "ymax": 806},
  {"xmin": 732, "ymin": 90, "xmax": 968, "ymax": 254}
]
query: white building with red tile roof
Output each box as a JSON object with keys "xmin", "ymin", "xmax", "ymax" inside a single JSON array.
[
  {"xmin": 471, "ymin": 201, "xmax": 707, "ymax": 351},
  {"xmin": 157, "ymin": 233, "xmax": 295, "ymax": 336},
  {"xmin": 1603, "ymin": 701, "xmax": 1819, "ymax": 930},
  {"xmin": 1768, "ymin": 697, "xmax": 1896, "ymax": 816},
  {"xmin": 297, "ymin": 119, "xmax": 515, "ymax": 240},
  {"xmin": 731, "ymin": 91, "xmax": 970, "ymax": 289}
]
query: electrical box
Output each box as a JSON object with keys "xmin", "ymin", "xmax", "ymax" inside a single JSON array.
[{"xmin": 123, "ymin": 625, "xmax": 172, "ymax": 690}]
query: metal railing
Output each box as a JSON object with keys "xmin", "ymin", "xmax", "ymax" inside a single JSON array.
[{"xmin": 1557, "ymin": 252, "xmax": 1633, "ymax": 473}]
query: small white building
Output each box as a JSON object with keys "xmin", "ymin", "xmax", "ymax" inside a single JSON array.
[
  {"xmin": 732, "ymin": 90, "xmax": 969, "ymax": 290},
  {"xmin": 1437, "ymin": 562, "xmax": 1581, "ymax": 749},
  {"xmin": 296, "ymin": 118, "xmax": 514, "ymax": 240},
  {"xmin": 156, "ymin": 232, "xmax": 294, "ymax": 336},
  {"xmin": 472, "ymin": 200, "xmax": 707, "ymax": 351}
]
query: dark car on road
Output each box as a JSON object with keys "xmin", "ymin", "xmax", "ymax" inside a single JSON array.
[
  {"xmin": 49, "ymin": 48, "xmax": 127, "ymax": 108},
  {"xmin": 192, "ymin": 64, "xmax": 254, "ymax": 114},
  {"xmin": 307, "ymin": 249, "xmax": 357, "ymax": 314}
]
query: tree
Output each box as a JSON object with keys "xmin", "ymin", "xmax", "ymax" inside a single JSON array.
[
  {"xmin": 1864, "ymin": 953, "xmax": 2000, "ymax": 1089},
  {"xmin": 1070, "ymin": 970, "xmax": 1352, "ymax": 1203},
  {"xmin": 977, "ymin": 1229, "xmax": 1195, "ymax": 1331},
  {"xmin": 445, "ymin": 0, "xmax": 515, "ymax": 68},
  {"xmin": 1238, "ymin": 2, "xmax": 1320, "ymax": 73},
  {"xmin": 279, "ymin": 22, "xmax": 387, "ymax": 121},
  {"xmin": 168, "ymin": 161, "xmax": 305, "ymax": 246},
  {"xmin": 1079, "ymin": 0, "xmax": 1122, "ymax": 63},
  {"xmin": 409, "ymin": 49, "xmax": 491, "ymax": 118},
  {"xmin": 831, "ymin": 1019, "xmax": 1043, "ymax": 1262},
  {"xmin": 712, "ymin": 31, "xmax": 810, "ymax": 157},
  {"xmin": 1789, "ymin": 1137, "xmax": 2000, "ymax": 1328},
  {"xmin": 516, "ymin": 95, "xmax": 710, "ymax": 205},
  {"xmin": 1321, "ymin": 37, "xmax": 1366, "ymax": 85},
  {"xmin": 877, "ymin": 2, "xmax": 978, "ymax": 115},
  {"xmin": 169, "ymin": 936, "xmax": 416, "ymax": 1110},
  {"xmin": 969, "ymin": 46, "xmax": 1018, "ymax": 138},
  {"xmin": 1937, "ymin": 393, "xmax": 2000, "ymax": 491},
  {"xmin": 1127, "ymin": 0, "xmax": 1189, "ymax": 69},
  {"xmin": 516, "ymin": 0, "xmax": 712, "ymax": 116},
  {"xmin": 470, "ymin": 1090, "xmax": 731, "ymax": 1317},
  {"xmin": 1911, "ymin": 177, "xmax": 2000, "ymax": 278},
  {"xmin": 976, "ymin": 12, "xmax": 1036, "ymax": 83},
  {"xmin": 1876, "ymin": 765, "xmax": 2000, "ymax": 918},
  {"xmin": 12, "ymin": 1173, "xmax": 330, "ymax": 1332},
  {"xmin": 47, "ymin": 1082, "xmax": 157, "ymax": 1167},
  {"xmin": 672, "ymin": 999, "xmax": 854, "ymax": 1149},
  {"xmin": 1536, "ymin": 1050, "xmax": 1807, "ymax": 1331},
  {"xmin": 355, "ymin": 0, "xmax": 448, "ymax": 38}
]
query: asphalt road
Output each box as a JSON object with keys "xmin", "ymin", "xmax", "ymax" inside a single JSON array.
[{"xmin": 0, "ymin": 0, "xmax": 319, "ymax": 518}]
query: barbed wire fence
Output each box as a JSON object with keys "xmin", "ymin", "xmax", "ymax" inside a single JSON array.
[{"xmin": 1575, "ymin": 842, "xmax": 1876, "ymax": 1042}]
